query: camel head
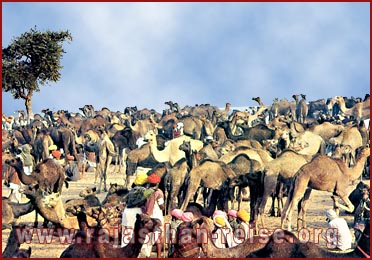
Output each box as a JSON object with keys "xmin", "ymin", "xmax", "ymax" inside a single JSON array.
[
  {"xmin": 356, "ymin": 146, "xmax": 370, "ymax": 159},
  {"xmin": 179, "ymin": 140, "xmax": 191, "ymax": 153},
  {"xmin": 79, "ymin": 187, "xmax": 97, "ymax": 197},
  {"xmin": 143, "ymin": 130, "xmax": 157, "ymax": 143},
  {"xmin": 135, "ymin": 214, "xmax": 162, "ymax": 235}
]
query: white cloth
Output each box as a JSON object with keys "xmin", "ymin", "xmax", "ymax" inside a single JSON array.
[
  {"xmin": 121, "ymin": 207, "xmax": 143, "ymax": 248},
  {"xmin": 140, "ymin": 194, "xmax": 164, "ymax": 257},
  {"xmin": 23, "ymin": 166, "xmax": 32, "ymax": 176},
  {"xmin": 326, "ymin": 218, "xmax": 353, "ymax": 251},
  {"xmin": 212, "ymin": 226, "xmax": 237, "ymax": 248}
]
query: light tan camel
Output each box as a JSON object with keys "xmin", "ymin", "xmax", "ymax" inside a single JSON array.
[
  {"xmin": 219, "ymin": 146, "xmax": 273, "ymax": 165},
  {"xmin": 288, "ymin": 131, "xmax": 325, "ymax": 157},
  {"xmin": 144, "ymin": 129, "xmax": 203, "ymax": 166},
  {"xmin": 281, "ymin": 146, "xmax": 370, "ymax": 231},
  {"xmin": 328, "ymin": 126, "xmax": 363, "ymax": 166},
  {"xmin": 258, "ymin": 150, "xmax": 311, "ymax": 223},
  {"xmin": 308, "ymin": 121, "xmax": 344, "ymax": 142},
  {"xmin": 334, "ymin": 95, "xmax": 370, "ymax": 121}
]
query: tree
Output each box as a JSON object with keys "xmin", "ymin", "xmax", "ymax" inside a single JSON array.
[{"xmin": 2, "ymin": 27, "xmax": 72, "ymax": 122}]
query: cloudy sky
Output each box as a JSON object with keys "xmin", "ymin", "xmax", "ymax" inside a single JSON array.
[{"xmin": 2, "ymin": 2, "xmax": 370, "ymax": 116}]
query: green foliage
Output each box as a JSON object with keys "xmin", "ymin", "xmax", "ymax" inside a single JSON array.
[{"xmin": 2, "ymin": 26, "xmax": 72, "ymax": 100}]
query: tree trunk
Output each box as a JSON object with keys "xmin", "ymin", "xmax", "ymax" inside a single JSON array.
[{"xmin": 25, "ymin": 95, "xmax": 33, "ymax": 124}]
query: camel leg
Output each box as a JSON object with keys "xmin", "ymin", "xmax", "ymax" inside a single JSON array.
[
  {"xmin": 281, "ymin": 182, "xmax": 307, "ymax": 231},
  {"xmin": 180, "ymin": 178, "xmax": 200, "ymax": 211},
  {"xmin": 332, "ymin": 194, "xmax": 355, "ymax": 214},
  {"xmin": 297, "ymin": 188, "xmax": 312, "ymax": 230}
]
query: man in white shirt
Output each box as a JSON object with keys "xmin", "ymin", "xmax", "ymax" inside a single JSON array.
[{"xmin": 324, "ymin": 209, "xmax": 353, "ymax": 251}]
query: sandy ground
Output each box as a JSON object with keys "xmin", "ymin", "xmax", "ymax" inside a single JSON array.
[{"xmin": 2, "ymin": 164, "xmax": 363, "ymax": 258}]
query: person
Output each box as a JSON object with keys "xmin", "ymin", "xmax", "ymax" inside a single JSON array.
[
  {"xmin": 211, "ymin": 210, "xmax": 237, "ymax": 248},
  {"xmin": 227, "ymin": 209, "xmax": 239, "ymax": 232},
  {"xmin": 236, "ymin": 209, "xmax": 251, "ymax": 241},
  {"xmin": 64, "ymin": 155, "xmax": 81, "ymax": 181},
  {"xmin": 353, "ymin": 188, "xmax": 370, "ymax": 243},
  {"xmin": 324, "ymin": 209, "xmax": 353, "ymax": 251},
  {"xmin": 48, "ymin": 144, "xmax": 58, "ymax": 159},
  {"xmin": 172, "ymin": 122, "xmax": 184, "ymax": 139},
  {"xmin": 168, "ymin": 209, "xmax": 194, "ymax": 257},
  {"xmin": 51, "ymin": 150, "xmax": 65, "ymax": 166},
  {"xmin": 121, "ymin": 173, "xmax": 148, "ymax": 248},
  {"xmin": 16, "ymin": 144, "xmax": 34, "ymax": 175},
  {"xmin": 4, "ymin": 165, "xmax": 22, "ymax": 203},
  {"xmin": 141, "ymin": 173, "xmax": 165, "ymax": 258}
]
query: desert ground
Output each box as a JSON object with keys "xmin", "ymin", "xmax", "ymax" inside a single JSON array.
[{"xmin": 2, "ymin": 164, "xmax": 364, "ymax": 258}]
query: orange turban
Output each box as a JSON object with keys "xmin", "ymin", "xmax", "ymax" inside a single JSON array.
[{"xmin": 52, "ymin": 150, "xmax": 61, "ymax": 159}]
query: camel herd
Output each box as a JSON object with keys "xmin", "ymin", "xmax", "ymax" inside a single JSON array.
[{"xmin": 1, "ymin": 94, "xmax": 370, "ymax": 258}]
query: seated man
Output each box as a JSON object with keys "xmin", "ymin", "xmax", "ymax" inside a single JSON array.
[{"xmin": 64, "ymin": 155, "xmax": 81, "ymax": 181}]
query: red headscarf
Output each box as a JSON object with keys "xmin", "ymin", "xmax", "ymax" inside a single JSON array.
[{"xmin": 147, "ymin": 173, "xmax": 161, "ymax": 184}]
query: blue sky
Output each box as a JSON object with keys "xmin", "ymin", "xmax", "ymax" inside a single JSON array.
[{"xmin": 2, "ymin": 2, "xmax": 370, "ymax": 116}]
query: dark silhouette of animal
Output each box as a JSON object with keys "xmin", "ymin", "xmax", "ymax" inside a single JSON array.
[
  {"xmin": 247, "ymin": 221, "xmax": 370, "ymax": 258},
  {"xmin": 60, "ymin": 213, "xmax": 161, "ymax": 258}
]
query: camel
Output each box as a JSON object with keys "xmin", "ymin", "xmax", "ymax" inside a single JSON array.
[
  {"xmin": 164, "ymin": 158, "xmax": 189, "ymax": 213},
  {"xmin": 334, "ymin": 95, "xmax": 370, "ymax": 122},
  {"xmin": 329, "ymin": 126, "xmax": 363, "ymax": 166},
  {"xmin": 144, "ymin": 129, "xmax": 203, "ymax": 166},
  {"xmin": 49, "ymin": 125, "xmax": 78, "ymax": 159},
  {"xmin": 2, "ymin": 225, "xmax": 32, "ymax": 258},
  {"xmin": 178, "ymin": 115, "xmax": 214, "ymax": 140},
  {"xmin": 121, "ymin": 113, "xmax": 158, "ymax": 139},
  {"xmin": 281, "ymin": 146, "xmax": 370, "ymax": 231},
  {"xmin": 288, "ymin": 130, "xmax": 325, "ymax": 157},
  {"xmin": 308, "ymin": 121, "xmax": 344, "ymax": 142},
  {"xmin": 125, "ymin": 143, "xmax": 159, "ymax": 188},
  {"xmin": 179, "ymin": 159, "xmax": 236, "ymax": 212},
  {"xmin": 294, "ymin": 94, "xmax": 308, "ymax": 123},
  {"xmin": 64, "ymin": 187, "xmax": 101, "ymax": 217},
  {"xmin": 171, "ymin": 217, "xmax": 266, "ymax": 258},
  {"xmin": 219, "ymin": 146, "xmax": 273, "ymax": 166},
  {"xmin": 269, "ymin": 98, "xmax": 295, "ymax": 120},
  {"xmin": 226, "ymin": 154, "xmax": 264, "ymax": 213},
  {"xmin": 247, "ymin": 222, "xmax": 370, "ymax": 258},
  {"xmin": 258, "ymin": 150, "xmax": 311, "ymax": 222},
  {"xmin": 33, "ymin": 129, "xmax": 54, "ymax": 163},
  {"xmin": 5, "ymin": 157, "xmax": 66, "ymax": 194},
  {"xmin": 2, "ymin": 197, "xmax": 35, "ymax": 230},
  {"xmin": 110, "ymin": 127, "xmax": 137, "ymax": 173},
  {"xmin": 60, "ymin": 213, "xmax": 161, "ymax": 258},
  {"xmin": 95, "ymin": 127, "xmax": 117, "ymax": 193}
]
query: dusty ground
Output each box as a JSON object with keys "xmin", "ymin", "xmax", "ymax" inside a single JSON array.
[{"xmin": 2, "ymin": 165, "xmax": 364, "ymax": 258}]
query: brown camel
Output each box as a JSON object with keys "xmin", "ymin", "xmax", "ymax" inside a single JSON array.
[
  {"xmin": 171, "ymin": 217, "xmax": 266, "ymax": 258},
  {"xmin": 281, "ymin": 146, "xmax": 370, "ymax": 231},
  {"xmin": 165, "ymin": 158, "xmax": 189, "ymax": 213},
  {"xmin": 179, "ymin": 159, "xmax": 236, "ymax": 211},
  {"xmin": 247, "ymin": 221, "xmax": 370, "ymax": 258},
  {"xmin": 60, "ymin": 213, "xmax": 161, "ymax": 258},
  {"xmin": 2, "ymin": 225, "xmax": 32, "ymax": 258},
  {"xmin": 5, "ymin": 157, "xmax": 66, "ymax": 194},
  {"xmin": 2, "ymin": 197, "xmax": 35, "ymax": 230}
]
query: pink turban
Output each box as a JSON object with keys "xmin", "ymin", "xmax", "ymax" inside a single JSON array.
[
  {"xmin": 228, "ymin": 209, "xmax": 237, "ymax": 218},
  {"xmin": 171, "ymin": 209, "xmax": 184, "ymax": 219},
  {"xmin": 181, "ymin": 212, "xmax": 194, "ymax": 222},
  {"xmin": 213, "ymin": 210, "xmax": 227, "ymax": 219}
]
